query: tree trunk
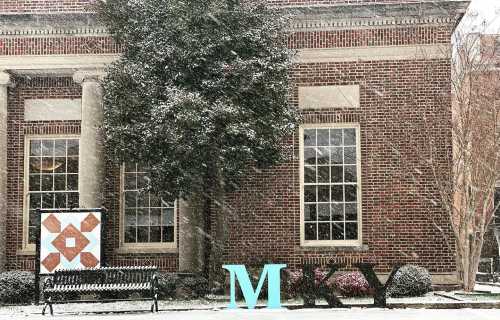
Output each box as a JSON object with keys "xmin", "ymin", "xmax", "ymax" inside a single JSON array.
[
  {"xmin": 202, "ymin": 191, "xmax": 213, "ymax": 281},
  {"xmin": 494, "ymin": 225, "xmax": 500, "ymax": 258},
  {"xmin": 200, "ymin": 162, "xmax": 226, "ymax": 288},
  {"xmin": 456, "ymin": 232, "xmax": 484, "ymax": 292},
  {"xmin": 208, "ymin": 186, "xmax": 227, "ymax": 289}
]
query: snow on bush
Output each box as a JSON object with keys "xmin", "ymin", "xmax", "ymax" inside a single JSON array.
[
  {"xmin": 157, "ymin": 273, "xmax": 179, "ymax": 299},
  {"xmin": 0, "ymin": 271, "xmax": 34, "ymax": 304},
  {"xmin": 387, "ymin": 265, "xmax": 432, "ymax": 297},
  {"xmin": 286, "ymin": 268, "xmax": 330, "ymax": 298},
  {"xmin": 157, "ymin": 273, "xmax": 208, "ymax": 300},
  {"xmin": 333, "ymin": 272, "xmax": 372, "ymax": 297},
  {"xmin": 178, "ymin": 276, "xmax": 208, "ymax": 298}
]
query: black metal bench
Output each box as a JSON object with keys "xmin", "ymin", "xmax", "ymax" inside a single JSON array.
[{"xmin": 41, "ymin": 266, "xmax": 159, "ymax": 315}]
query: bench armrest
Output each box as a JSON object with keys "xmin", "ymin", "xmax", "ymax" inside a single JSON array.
[
  {"xmin": 151, "ymin": 274, "xmax": 159, "ymax": 294},
  {"xmin": 43, "ymin": 277, "xmax": 54, "ymax": 291}
]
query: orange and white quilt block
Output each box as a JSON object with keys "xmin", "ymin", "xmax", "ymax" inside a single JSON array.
[{"xmin": 40, "ymin": 211, "xmax": 101, "ymax": 274}]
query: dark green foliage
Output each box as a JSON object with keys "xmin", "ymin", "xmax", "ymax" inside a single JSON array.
[
  {"xmin": 156, "ymin": 273, "xmax": 208, "ymax": 299},
  {"xmin": 387, "ymin": 265, "xmax": 432, "ymax": 297},
  {"xmin": 95, "ymin": 0, "xmax": 298, "ymax": 199},
  {"xmin": 0, "ymin": 271, "xmax": 35, "ymax": 304},
  {"xmin": 178, "ymin": 276, "xmax": 209, "ymax": 298},
  {"xmin": 157, "ymin": 273, "xmax": 180, "ymax": 299}
]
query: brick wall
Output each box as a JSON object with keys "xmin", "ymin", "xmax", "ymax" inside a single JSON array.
[
  {"xmin": 6, "ymin": 77, "xmax": 81, "ymax": 271},
  {"xmin": 5, "ymin": 76, "xmax": 178, "ymax": 272},
  {"xmin": 288, "ymin": 26, "xmax": 451, "ymax": 49},
  {"xmin": 223, "ymin": 57, "xmax": 456, "ymax": 273},
  {"xmin": 0, "ymin": 27, "xmax": 451, "ymax": 57},
  {"xmin": 0, "ymin": 0, "xmax": 95, "ymax": 14},
  {"xmin": 0, "ymin": 0, "xmax": 451, "ymax": 14},
  {"xmin": 1, "ymin": 2, "xmax": 459, "ymax": 276},
  {"xmin": 0, "ymin": 37, "xmax": 120, "ymax": 56},
  {"xmin": 218, "ymin": 15, "xmax": 457, "ymax": 274}
]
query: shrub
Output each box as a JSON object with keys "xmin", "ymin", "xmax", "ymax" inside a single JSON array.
[
  {"xmin": 333, "ymin": 272, "xmax": 372, "ymax": 297},
  {"xmin": 177, "ymin": 275, "xmax": 208, "ymax": 299},
  {"xmin": 0, "ymin": 271, "xmax": 35, "ymax": 304},
  {"xmin": 157, "ymin": 273, "xmax": 179, "ymax": 299},
  {"xmin": 286, "ymin": 268, "xmax": 330, "ymax": 298},
  {"xmin": 387, "ymin": 265, "xmax": 432, "ymax": 297},
  {"xmin": 156, "ymin": 273, "xmax": 208, "ymax": 300}
]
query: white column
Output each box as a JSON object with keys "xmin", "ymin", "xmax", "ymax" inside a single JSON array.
[
  {"xmin": 0, "ymin": 71, "xmax": 10, "ymax": 271},
  {"xmin": 73, "ymin": 70, "xmax": 105, "ymax": 209}
]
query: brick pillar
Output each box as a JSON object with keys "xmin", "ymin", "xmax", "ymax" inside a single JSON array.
[
  {"xmin": 73, "ymin": 70, "xmax": 105, "ymax": 208},
  {"xmin": 0, "ymin": 71, "xmax": 10, "ymax": 271}
]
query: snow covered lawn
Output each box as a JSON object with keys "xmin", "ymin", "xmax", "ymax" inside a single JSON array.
[
  {"xmin": 1, "ymin": 307, "xmax": 500, "ymax": 320},
  {"xmin": 2, "ymin": 288, "xmax": 500, "ymax": 320}
]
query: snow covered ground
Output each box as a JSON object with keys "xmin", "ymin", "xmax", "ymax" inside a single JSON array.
[
  {"xmin": 2, "ymin": 288, "xmax": 500, "ymax": 320},
  {"xmin": 1, "ymin": 307, "xmax": 500, "ymax": 320}
]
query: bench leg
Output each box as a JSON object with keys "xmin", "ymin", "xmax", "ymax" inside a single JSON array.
[
  {"xmin": 151, "ymin": 293, "xmax": 158, "ymax": 312},
  {"xmin": 42, "ymin": 297, "xmax": 53, "ymax": 316}
]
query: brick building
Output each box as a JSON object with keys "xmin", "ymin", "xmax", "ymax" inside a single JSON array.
[
  {"xmin": 476, "ymin": 34, "xmax": 500, "ymax": 266},
  {"xmin": 0, "ymin": 0, "xmax": 470, "ymax": 285}
]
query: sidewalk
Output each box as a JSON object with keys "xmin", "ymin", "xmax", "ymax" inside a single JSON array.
[
  {"xmin": 1, "ymin": 307, "xmax": 500, "ymax": 320},
  {"xmin": 2, "ymin": 285, "xmax": 500, "ymax": 319}
]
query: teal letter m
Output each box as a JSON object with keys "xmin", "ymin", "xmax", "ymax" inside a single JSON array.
[{"xmin": 223, "ymin": 264, "xmax": 287, "ymax": 309}]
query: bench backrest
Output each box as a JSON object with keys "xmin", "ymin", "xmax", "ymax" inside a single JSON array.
[{"xmin": 53, "ymin": 266, "xmax": 158, "ymax": 286}]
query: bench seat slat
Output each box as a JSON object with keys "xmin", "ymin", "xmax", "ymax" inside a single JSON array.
[{"xmin": 46, "ymin": 283, "xmax": 151, "ymax": 293}]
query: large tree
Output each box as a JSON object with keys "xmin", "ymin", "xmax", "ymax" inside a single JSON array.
[{"xmin": 95, "ymin": 0, "xmax": 298, "ymax": 281}]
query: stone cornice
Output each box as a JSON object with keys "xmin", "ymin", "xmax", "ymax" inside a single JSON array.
[
  {"xmin": 0, "ymin": 54, "xmax": 117, "ymax": 75},
  {"xmin": 0, "ymin": 1, "xmax": 470, "ymax": 36},
  {"xmin": 0, "ymin": 13, "xmax": 108, "ymax": 37},
  {"xmin": 73, "ymin": 69, "xmax": 106, "ymax": 83},
  {"xmin": 286, "ymin": 1, "xmax": 471, "ymax": 31},
  {"xmin": 288, "ymin": 16, "xmax": 456, "ymax": 31}
]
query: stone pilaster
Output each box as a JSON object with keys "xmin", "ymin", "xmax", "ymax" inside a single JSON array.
[
  {"xmin": 73, "ymin": 70, "xmax": 105, "ymax": 209},
  {"xmin": 0, "ymin": 71, "xmax": 10, "ymax": 271}
]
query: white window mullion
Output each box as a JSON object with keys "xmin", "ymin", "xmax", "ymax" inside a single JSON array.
[{"xmin": 301, "ymin": 124, "xmax": 362, "ymax": 247}]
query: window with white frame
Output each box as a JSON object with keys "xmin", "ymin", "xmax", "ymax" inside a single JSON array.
[
  {"xmin": 26, "ymin": 137, "xmax": 79, "ymax": 244},
  {"xmin": 301, "ymin": 125, "xmax": 361, "ymax": 245},
  {"xmin": 122, "ymin": 163, "xmax": 175, "ymax": 246}
]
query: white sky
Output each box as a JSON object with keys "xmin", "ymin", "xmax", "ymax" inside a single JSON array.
[{"xmin": 459, "ymin": 0, "xmax": 500, "ymax": 33}]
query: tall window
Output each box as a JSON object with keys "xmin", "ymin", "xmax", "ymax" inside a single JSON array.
[
  {"xmin": 301, "ymin": 125, "xmax": 361, "ymax": 246},
  {"xmin": 26, "ymin": 137, "xmax": 79, "ymax": 244},
  {"xmin": 122, "ymin": 163, "xmax": 175, "ymax": 246}
]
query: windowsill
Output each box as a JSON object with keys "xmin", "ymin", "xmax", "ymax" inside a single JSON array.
[
  {"xmin": 298, "ymin": 244, "xmax": 369, "ymax": 252},
  {"xmin": 115, "ymin": 246, "xmax": 178, "ymax": 254},
  {"xmin": 17, "ymin": 248, "xmax": 35, "ymax": 256}
]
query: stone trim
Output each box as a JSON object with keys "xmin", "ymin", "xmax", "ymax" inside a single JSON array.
[
  {"xmin": 0, "ymin": 54, "xmax": 117, "ymax": 74},
  {"xmin": 287, "ymin": 1, "xmax": 470, "ymax": 31},
  {"xmin": 0, "ymin": 1, "xmax": 469, "ymax": 36},
  {"xmin": 296, "ymin": 44, "xmax": 449, "ymax": 63},
  {"xmin": 73, "ymin": 69, "xmax": 106, "ymax": 83},
  {"xmin": 0, "ymin": 13, "xmax": 106, "ymax": 37},
  {"xmin": 0, "ymin": 44, "xmax": 448, "ymax": 74},
  {"xmin": 24, "ymin": 98, "xmax": 82, "ymax": 121},
  {"xmin": 299, "ymin": 85, "xmax": 360, "ymax": 109},
  {"xmin": 289, "ymin": 16, "xmax": 456, "ymax": 32}
]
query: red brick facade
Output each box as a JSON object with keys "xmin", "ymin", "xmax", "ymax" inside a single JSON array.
[
  {"xmin": 5, "ymin": 77, "xmax": 179, "ymax": 272},
  {"xmin": 0, "ymin": 37, "xmax": 120, "ymax": 56},
  {"xmin": 6, "ymin": 77, "xmax": 81, "ymax": 271},
  {"xmin": 0, "ymin": 0, "xmax": 469, "ymax": 280},
  {"xmin": 0, "ymin": 0, "xmax": 442, "ymax": 14},
  {"xmin": 224, "ymin": 58, "xmax": 455, "ymax": 273}
]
